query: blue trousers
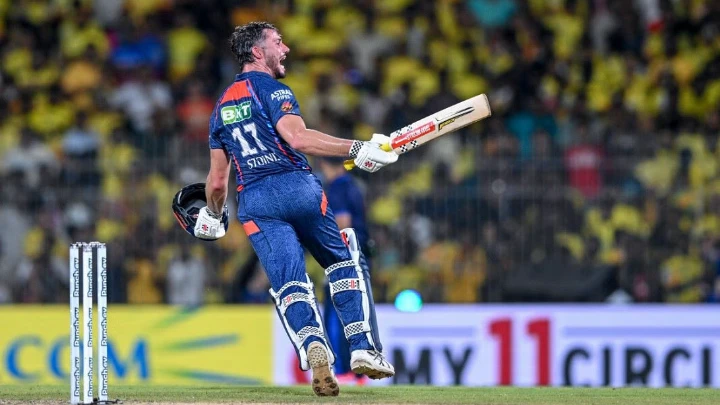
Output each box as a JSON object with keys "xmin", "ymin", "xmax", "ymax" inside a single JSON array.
[{"xmin": 237, "ymin": 171, "xmax": 375, "ymax": 355}]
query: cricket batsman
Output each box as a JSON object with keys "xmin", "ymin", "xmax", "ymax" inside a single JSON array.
[{"xmin": 193, "ymin": 22, "xmax": 397, "ymax": 396}]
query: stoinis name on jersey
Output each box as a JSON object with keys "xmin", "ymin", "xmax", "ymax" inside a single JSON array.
[
  {"xmin": 221, "ymin": 101, "xmax": 252, "ymax": 125},
  {"xmin": 270, "ymin": 89, "xmax": 293, "ymax": 101}
]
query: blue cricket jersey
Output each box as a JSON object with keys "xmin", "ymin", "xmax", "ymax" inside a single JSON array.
[
  {"xmin": 325, "ymin": 174, "xmax": 369, "ymax": 249},
  {"xmin": 209, "ymin": 72, "xmax": 311, "ymax": 188}
]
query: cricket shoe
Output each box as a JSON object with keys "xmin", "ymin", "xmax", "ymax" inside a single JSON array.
[
  {"xmin": 307, "ymin": 342, "xmax": 339, "ymax": 396},
  {"xmin": 350, "ymin": 349, "xmax": 395, "ymax": 379}
]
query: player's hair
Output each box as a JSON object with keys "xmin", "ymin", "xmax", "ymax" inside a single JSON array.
[{"xmin": 229, "ymin": 21, "xmax": 278, "ymax": 67}]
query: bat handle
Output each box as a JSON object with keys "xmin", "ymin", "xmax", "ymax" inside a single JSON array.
[
  {"xmin": 343, "ymin": 143, "xmax": 392, "ymax": 170},
  {"xmin": 343, "ymin": 159, "xmax": 356, "ymax": 171}
]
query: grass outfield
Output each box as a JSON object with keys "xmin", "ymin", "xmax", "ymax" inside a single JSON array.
[{"xmin": 0, "ymin": 385, "xmax": 718, "ymax": 405}]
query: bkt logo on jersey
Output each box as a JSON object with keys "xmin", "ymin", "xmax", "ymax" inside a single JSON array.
[{"xmin": 221, "ymin": 101, "xmax": 252, "ymax": 125}]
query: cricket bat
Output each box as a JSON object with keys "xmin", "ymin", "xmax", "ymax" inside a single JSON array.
[{"xmin": 344, "ymin": 94, "xmax": 492, "ymax": 170}]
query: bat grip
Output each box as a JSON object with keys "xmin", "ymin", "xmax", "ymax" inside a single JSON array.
[{"xmin": 343, "ymin": 143, "xmax": 392, "ymax": 170}]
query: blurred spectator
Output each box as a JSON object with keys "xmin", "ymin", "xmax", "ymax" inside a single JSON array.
[
  {"xmin": 15, "ymin": 51, "xmax": 60, "ymax": 92},
  {"xmin": 564, "ymin": 122, "xmax": 604, "ymax": 199},
  {"xmin": 110, "ymin": 18, "xmax": 166, "ymax": 75},
  {"xmin": 61, "ymin": 46, "xmax": 103, "ymax": 96},
  {"xmin": 61, "ymin": 111, "xmax": 101, "ymax": 195},
  {"xmin": 93, "ymin": 0, "xmax": 124, "ymax": 28},
  {"xmin": 27, "ymin": 85, "xmax": 76, "ymax": 138},
  {"xmin": 167, "ymin": 12, "xmax": 207, "ymax": 83},
  {"xmin": 176, "ymin": 79, "xmax": 215, "ymax": 145},
  {"xmin": 2, "ymin": 128, "xmax": 58, "ymax": 188},
  {"xmin": 167, "ymin": 243, "xmax": 207, "ymax": 306},
  {"xmin": 348, "ymin": 10, "xmax": 394, "ymax": 78},
  {"xmin": 0, "ymin": 174, "xmax": 32, "ymax": 303},
  {"xmin": 125, "ymin": 240, "xmax": 164, "ymax": 304},
  {"xmin": 110, "ymin": 66, "xmax": 172, "ymax": 133},
  {"xmin": 467, "ymin": 0, "xmax": 517, "ymax": 29},
  {"xmin": 59, "ymin": 5, "xmax": 109, "ymax": 59},
  {"xmin": 442, "ymin": 230, "xmax": 486, "ymax": 302},
  {"xmin": 14, "ymin": 232, "xmax": 65, "ymax": 303}
]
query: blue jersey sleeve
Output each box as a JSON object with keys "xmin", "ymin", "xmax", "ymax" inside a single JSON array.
[
  {"xmin": 208, "ymin": 108, "xmax": 224, "ymax": 149},
  {"xmin": 260, "ymin": 82, "xmax": 302, "ymax": 126}
]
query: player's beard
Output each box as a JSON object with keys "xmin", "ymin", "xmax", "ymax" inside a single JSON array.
[{"xmin": 266, "ymin": 53, "xmax": 286, "ymax": 79}]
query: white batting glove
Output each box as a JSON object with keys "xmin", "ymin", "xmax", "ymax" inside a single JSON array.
[
  {"xmin": 194, "ymin": 206, "xmax": 226, "ymax": 240},
  {"xmin": 349, "ymin": 140, "xmax": 398, "ymax": 173},
  {"xmin": 369, "ymin": 133, "xmax": 391, "ymax": 146}
]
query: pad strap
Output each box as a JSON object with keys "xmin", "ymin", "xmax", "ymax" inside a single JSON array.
[
  {"xmin": 270, "ymin": 280, "xmax": 313, "ymax": 300},
  {"xmin": 297, "ymin": 326, "xmax": 324, "ymax": 343},
  {"xmin": 329, "ymin": 278, "xmax": 365, "ymax": 295},
  {"xmin": 344, "ymin": 321, "xmax": 371, "ymax": 339},
  {"xmin": 324, "ymin": 260, "xmax": 355, "ymax": 276},
  {"xmin": 277, "ymin": 292, "xmax": 313, "ymax": 315}
]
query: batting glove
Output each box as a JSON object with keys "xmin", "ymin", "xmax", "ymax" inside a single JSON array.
[
  {"xmin": 349, "ymin": 141, "xmax": 398, "ymax": 173},
  {"xmin": 369, "ymin": 133, "xmax": 391, "ymax": 147},
  {"xmin": 194, "ymin": 206, "xmax": 226, "ymax": 240}
]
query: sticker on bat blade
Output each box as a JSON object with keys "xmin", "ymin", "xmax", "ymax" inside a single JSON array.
[
  {"xmin": 391, "ymin": 121, "xmax": 436, "ymax": 148},
  {"xmin": 437, "ymin": 107, "xmax": 475, "ymax": 131},
  {"xmin": 438, "ymin": 118, "xmax": 456, "ymax": 131}
]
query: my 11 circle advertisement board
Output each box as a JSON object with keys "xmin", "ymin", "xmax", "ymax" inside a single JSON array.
[{"xmin": 272, "ymin": 305, "xmax": 719, "ymax": 387}]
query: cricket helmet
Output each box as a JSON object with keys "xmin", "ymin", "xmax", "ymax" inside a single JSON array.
[{"xmin": 172, "ymin": 182, "xmax": 229, "ymax": 240}]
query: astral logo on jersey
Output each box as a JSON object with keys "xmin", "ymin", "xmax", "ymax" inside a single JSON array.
[
  {"xmin": 271, "ymin": 89, "xmax": 293, "ymax": 101},
  {"xmin": 221, "ymin": 102, "xmax": 252, "ymax": 125}
]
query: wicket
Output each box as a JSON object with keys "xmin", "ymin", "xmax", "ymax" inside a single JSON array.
[{"xmin": 69, "ymin": 242, "xmax": 110, "ymax": 405}]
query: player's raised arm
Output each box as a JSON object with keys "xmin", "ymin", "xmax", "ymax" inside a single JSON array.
[
  {"xmin": 276, "ymin": 114, "xmax": 397, "ymax": 173},
  {"xmin": 275, "ymin": 114, "xmax": 353, "ymax": 156}
]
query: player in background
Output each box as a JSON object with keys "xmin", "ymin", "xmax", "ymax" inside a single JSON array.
[
  {"xmin": 193, "ymin": 22, "xmax": 397, "ymax": 397},
  {"xmin": 317, "ymin": 157, "xmax": 379, "ymax": 385}
]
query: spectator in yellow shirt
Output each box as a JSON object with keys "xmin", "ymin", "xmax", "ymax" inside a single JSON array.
[
  {"xmin": 441, "ymin": 230, "xmax": 486, "ymax": 303},
  {"xmin": 167, "ymin": 13, "xmax": 207, "ymax": 82}
]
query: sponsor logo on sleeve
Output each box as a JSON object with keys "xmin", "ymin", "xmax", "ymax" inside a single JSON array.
[
  {"xmin": 280, "ymin": 101, "xmax": 293, "ymax": 112},
  {"xmin": 221, "ymin": 101, "xmax": 252, "ymax": 125},
  {"xmin": 271, "ymin": 89, "xmax": 293, "ymax": 101}
]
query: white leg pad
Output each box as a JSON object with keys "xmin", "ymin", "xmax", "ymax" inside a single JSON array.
[
  {"xmin": 270, "ymin": 274, "xmax": 335, "ymax": 370},
  {"xmin": 322, "ymin": 228, "xmax": 378, "ymax": 350}
]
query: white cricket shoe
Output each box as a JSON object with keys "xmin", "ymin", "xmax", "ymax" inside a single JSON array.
[
  {"xmin": 307, "ymin": 342, "xmax": 339, "ymax": 396},
  {"xmin": 350, "ymin": 349, "xmax": 395, "ymax": 379}
]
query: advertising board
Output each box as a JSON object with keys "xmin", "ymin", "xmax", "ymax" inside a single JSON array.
[
  {"xmin": 0, "ymin": 306, "xmax": 273, "ymax": 385},
  {"xmin": 273, "ymin": 305, "xmax": 720, "ymax": 387}
]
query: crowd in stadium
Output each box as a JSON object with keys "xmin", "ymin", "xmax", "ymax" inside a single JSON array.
[{"xmin": 1, "ymin": 0, "xmax": 719, "ymax": 305}]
